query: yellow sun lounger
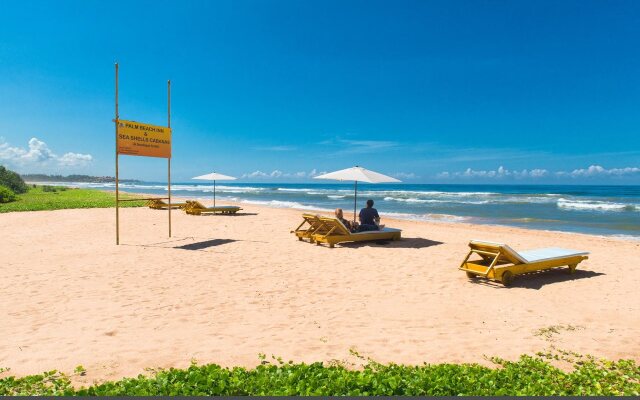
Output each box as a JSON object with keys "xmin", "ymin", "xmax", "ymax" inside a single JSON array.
[
  {"xmin": 184, "ymin": 200, "xmax": 242, "ymax": 215},
  {"xmin": 459, "ymin": 240, "xmax": 589, "ymax": 286},
  {"xmin": 292, "ymin": 213, "xmax": 329, "ymax": 242},
  {"xmin": 311, "ymin": 217, "xmax": 401, "ymax": 248},
  {"xmin": 146, "ymin": 199, "xmax": 189, "ymax": 210}
]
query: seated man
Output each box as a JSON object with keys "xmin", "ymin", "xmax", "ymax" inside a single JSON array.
[
  {"xmin": 335, "ymin": 208, "xmax": 357, "ymax": 232},
  {"xmin": 358, "ymin": 199, "xmax": 380, "ymax": 232}
]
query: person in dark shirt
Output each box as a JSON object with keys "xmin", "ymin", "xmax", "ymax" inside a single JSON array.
[{"xmin": 358, "ymin": 199, "xmax": 380, "ymax": 232}]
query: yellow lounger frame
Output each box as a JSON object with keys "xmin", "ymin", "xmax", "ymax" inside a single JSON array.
[
  {"xmin": 146, "ymin": 199, "xmax": 188, "ymax": 210},
  {"xmin": 459, "ymin": 240, "xmax": 589, "ymax": 286},
  {"xmin": 293, "ymin": 213, "xmax": 330, "ymax": 242},
  {"xmin": 310, "ymin": 216, "xmax": 401, "ymax": 248},
  {"xmin": 184, "ymin": 200, "xmax": 242, "ymax": 215}
]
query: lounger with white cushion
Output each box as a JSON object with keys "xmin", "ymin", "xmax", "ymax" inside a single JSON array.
[
  {"xmin": 310, "ymin": 217, "xmax": 401, "ymax": 248},
  {"xmin": 459, "ymin": 240, "xmax": 589, "ymax": 286},
  {"xmin": 183, "ymin": 200, "xmax": 242, "ymax": 215}
]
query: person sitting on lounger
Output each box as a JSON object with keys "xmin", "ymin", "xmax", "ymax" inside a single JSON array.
[
  {"xmin": 335, "ymin": 208, "xmax": 357, "ymax": 232},
  {"xmin": 358, "ymin": 199, "xmax": 380, "ymax": 232}
]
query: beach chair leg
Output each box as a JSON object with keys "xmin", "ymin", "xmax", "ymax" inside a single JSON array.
[
  {"xmin": 568, "ymin": 264, "xmax": 577, "ymax": 274},
  {"xmin": 329, "ymin": 243, "xmax": 335, "ymax": 248}
]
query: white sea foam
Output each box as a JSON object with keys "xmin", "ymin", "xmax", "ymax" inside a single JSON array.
[
  {"xmin": 557, "ymin": 198, "xmax": 638, "ymax": 212},
  {"xmin": 383, "ymin": 196, "xmax": 442, "ymax": 204},
  {"xmin": 239, "ymin": 199, "xmax": 332, "ymax": 212},
  {"xmin": 327, "ymin": 195, "xmax": 346, "ymax": 199},
  {"xmin": 276, "ymin": 188, "xmax": 316, "ymax": 192},
  {"xmin": 383, "ymin": 212, "xmax": 471, "ymax": 223}
]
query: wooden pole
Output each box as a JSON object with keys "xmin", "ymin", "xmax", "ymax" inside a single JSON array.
[
  {"xmin": 167, "ymin": 79, "xmax": 171, "ymax": 237},
  {"xmin": 353, "ymin": 180, "xmax": 358, "ymax": 223},
  {"xmin": 115, "ymin": 63, "xmax": 120, "ymax": 245},
  {"xmin": 214, "ymin": 180, "xmax": 216, "ymax": 208}
]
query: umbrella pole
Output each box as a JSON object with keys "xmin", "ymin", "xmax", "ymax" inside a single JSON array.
[
  {"xmin": 213, "ymin": 180, "xmax": 216, "ymax": 208},
  {"xmin": 353, "ymin": 180, "xmax": 357, "ymax": 223}
]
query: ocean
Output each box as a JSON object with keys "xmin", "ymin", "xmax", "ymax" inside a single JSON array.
[{"xmin": 55, "ymin": 182, "xmax": 640, "ymax": 239}]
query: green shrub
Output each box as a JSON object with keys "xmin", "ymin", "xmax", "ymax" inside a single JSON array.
[
  {"xmin": 0, "ymin": 165, "xmax": 28, "ymax": 194},
  {"xmin": 0, "ymin": 185, "xmax": 16, "ymax": 203},
  {"xmin": 0, "ymin": 355, "xmax": 638, "ymax": 396},
  {"xmin": 41, "ymin": 185, "xmax": 67, "ymax": 192}
]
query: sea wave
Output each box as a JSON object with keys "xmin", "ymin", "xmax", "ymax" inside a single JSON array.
[
  {"xmin": 327, "ymin": 195, "xmax": 346, "ymax": 199},
  {"xmin": 383, "ymin": 212, "xmax": 471, "ymax": 223},
  {"xmin": 383, "ymin": 196, "xmax": 493, "ymax": 205},
  {"xmin": 383, "ymin": 196, "xmax": 442, "ymax": 204},
  {"xmin": 557, "ymin": 198, "xmax": 638, "ymax": 212},
  {"xmin": 239, "ymin": 199, "xmax": 332, "ymax": 212}
]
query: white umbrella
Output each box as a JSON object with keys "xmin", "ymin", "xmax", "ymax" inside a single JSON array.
[
  {"xmin": 313, "ymin": 166, "xmax": 401, "ymax": 222},
  {"xmin": 192, "ymin": 172, "xmax": 237, "ymax": 207}
]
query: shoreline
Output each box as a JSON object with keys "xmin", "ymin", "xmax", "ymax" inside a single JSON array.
[
  {"xmin": 22, "ymin": 183, "xmax": 640, "ymax": 240},
  {"xmin": 133, "ymin": 190, "xmax": 640, "ymax": 243}
]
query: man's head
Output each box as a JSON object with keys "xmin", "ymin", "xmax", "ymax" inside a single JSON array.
[
  {"xmin": 366, "ymin": 199, "xmax": 374, "ymax": 208},
  {"xmin": 335, "ymin": 208, "xmax": 344, "ymax": 219}
]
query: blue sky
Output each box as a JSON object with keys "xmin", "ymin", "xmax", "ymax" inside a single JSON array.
[{"xmin": 0, "ymin": 0, "xmax": 639, "ymax": 183}]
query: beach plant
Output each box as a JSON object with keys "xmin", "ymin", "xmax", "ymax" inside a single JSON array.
[
  {"xmin": 0, "ymin": 355, "xmax": 638, "ymax": 396},
  {"xmin": 42, "ymin": 185, "xmax": 67, "ymax": 192},
  {"xmin": 0, "ymin": 186, "xmax": 145, "ymax": 213},
  {"xmin": 0, "ymin": 166, "xmax": 28, "ymax": 194},
  {"xmin": 0, "ymin": 185, "xmax": 16, "ymax": 203}
]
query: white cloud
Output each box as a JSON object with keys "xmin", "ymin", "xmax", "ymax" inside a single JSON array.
[
  {"xmin": 558, "ymin": 165, "xmax": 640, "ymax": 178},
  {"xmin": 241, "ymin": 168, "xmax": 325, "ymax": 179},
  {"xmin": 438, "ymin": 164, "xmax": 640, "ymax": 180},
  {"xmin": 308, "ymin": 168, "xmax": 327, "ymax": 177},
  {"xmin": 0, "ymin": 137, "xmax": 92, "ymax": 168},
  {"xmin": 253, "ymin": 145, "xmax": 297, "ymax": 152},
  {"xmin": 58, "ymin": 152, "xmax": 93, "ymax": 166},
  {"xmin": 437, "ymin": 166, "xmax": 549, "ymax": 179},
  {"xmin": 319, "ymin": 138, "xmax": 399, "ymax": 155},
  {"xmin": 393, "ymin": 172, "xmax": 419, "ymax": 179},
  {"xmin": 241, "ymin": 170, "xmax": 269, "ymax": 178}
]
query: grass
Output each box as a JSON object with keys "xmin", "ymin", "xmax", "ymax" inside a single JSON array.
[
  {"xmin": 0, "ymin": 354, "xmax": 638, "ymax": 396},
  {"xmin": 0, "ymin": 186, "xmax": 146, "ymax": 213}
]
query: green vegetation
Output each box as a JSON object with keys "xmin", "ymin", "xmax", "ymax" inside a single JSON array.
[
  {"xmin": 0, "ymin": 165, "xmax": 28, "ymax": 194},
  {"xmin": 0, "ymin": 354, "xmax": 638, "ymax": 396},
  {"xmin": 0, "ymin": 186, "xmax": 145, "ymax": 213},
  {"xmin": 20, "ymin": 173, "xmax": 140, "ymax": 184},
  {"xmin": 0, "ymin": 185, "xmax": 16, "ymax": 203}
]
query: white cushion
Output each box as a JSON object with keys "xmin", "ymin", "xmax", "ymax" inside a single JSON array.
[{"xmin": 517, "ymin": 248, "xmax": 589, "ymax": 263}]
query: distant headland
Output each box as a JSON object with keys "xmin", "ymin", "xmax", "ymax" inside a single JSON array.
[{"xmin": 21, "ymin": 174, "xmax": 141, "ymax": 184}]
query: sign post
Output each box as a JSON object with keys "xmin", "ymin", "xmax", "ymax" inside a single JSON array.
[
  {"xmin": 114, "ymin": 63, "xmax": 173, "ymax": 244},
  {"xmin": 167, "ymin": 80, "xmax": 171, "ymax": 238},
  {"xmin": 115, "ymin": 63, "xmax": 120, "ymax": 245}
]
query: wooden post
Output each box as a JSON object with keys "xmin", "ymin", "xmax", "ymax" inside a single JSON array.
[
  {"xmin": 353, "ymin": 180, "xmax": 358, "ymax": 223},
  {"xmin": 167, "ymin": 79, "xmax": 171, "ymax": 237},
  {"xmin": 115, "ymin": 63, "xmax": 120, "ymax": 245}
]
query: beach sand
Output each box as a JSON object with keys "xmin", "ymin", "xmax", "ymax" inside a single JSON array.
[{"xmin": 1, "ymin": 201, "xmax": 639, "ymax": 383}]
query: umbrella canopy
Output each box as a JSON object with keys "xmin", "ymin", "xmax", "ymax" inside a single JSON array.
[
  {"xmin": 192, "ymin": 172, "xmax": 237, "ymax": 207},
  {"xmin": 192, "ymin": 172, "xmax": 237, "ymax": 181},
  {"xmin": 314, "ymin": 166, "xmax": 401, "ymax": 222}
]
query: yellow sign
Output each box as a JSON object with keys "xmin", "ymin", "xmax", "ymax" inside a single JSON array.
[{"xmin": 117, "ymin": 120, "xmax": 171, "ymax": 158}]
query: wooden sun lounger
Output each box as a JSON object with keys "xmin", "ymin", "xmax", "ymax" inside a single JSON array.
[
  {"xmin": 146, "ymin": 199, "xmax": 189, "ymax": 210},
  {"xmin": 292, "ymin": 213, "xmax": 332, "ymax": 242},
  {"xmin": 184, "ymin": 200, "xmax": 242, "ymax": 215},
  {"xmin": 311, "ymin": 216, "xmax": 401, "ymax": 248},
  {"xmin": 459, "ymin": 240, "xmax": 589, "ymax": 286}
]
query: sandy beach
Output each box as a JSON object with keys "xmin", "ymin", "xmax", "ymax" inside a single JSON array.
[{"xmin": 1, "ymin": 201, "xmax": 639, "ymax": 384}]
